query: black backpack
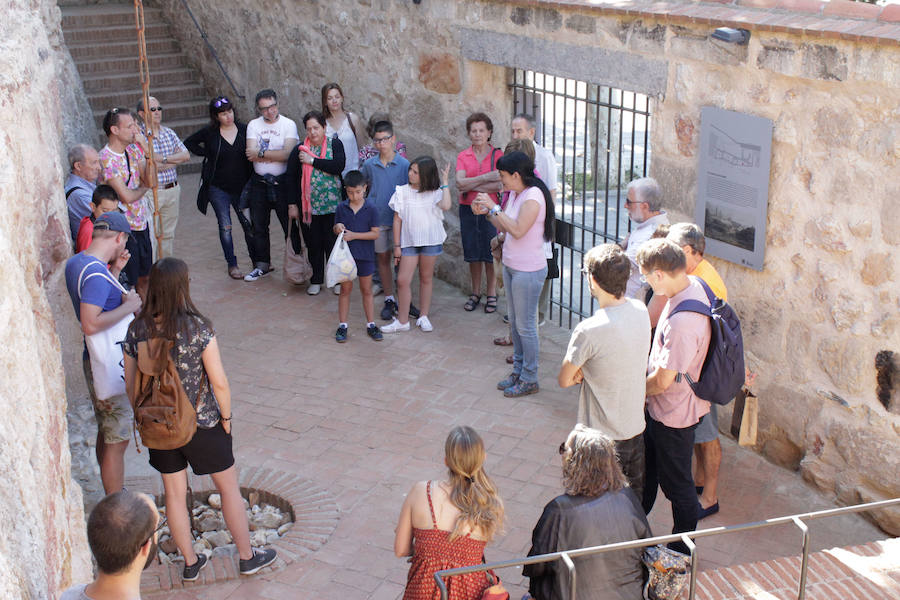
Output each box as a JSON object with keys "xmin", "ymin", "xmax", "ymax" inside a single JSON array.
[{"xmin": 669, "ymin": 276, "xmax": 745, "ymax": 406}]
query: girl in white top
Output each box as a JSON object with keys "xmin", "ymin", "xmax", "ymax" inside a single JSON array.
[
  {"xmin": 382, "ymin": 157, "xmax": 452, "ymax": 333},
  {"xmin": 322, "ymin": 83, "xmax": 363, "ymax": 177}
]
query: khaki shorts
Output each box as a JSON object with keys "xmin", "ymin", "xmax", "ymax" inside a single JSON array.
[
  {"xmin": 374, "ymin": 226, "xmax": 393, "ymax": 254},
  {"xmin": 83, "ymin": 358, "xmax": 133, "ymax": 444}
]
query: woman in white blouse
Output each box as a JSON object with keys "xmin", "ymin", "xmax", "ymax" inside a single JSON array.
[
  {"xmin": 322, "ymin": 83, "xmax": 364, "ymax": 177},
  {"xmin": 382, "ymin": 157, "xmax": 452, "ymax": 333}
]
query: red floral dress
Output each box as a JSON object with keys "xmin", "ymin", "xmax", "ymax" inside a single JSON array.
[{"xmin": 403, "ymin": 481, "xmax": 491, "ymax": 600}]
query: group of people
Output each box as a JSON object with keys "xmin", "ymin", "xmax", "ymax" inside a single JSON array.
[{"xmin": 62, "ymin": 79, "xmax": 733, "ymax": 597}]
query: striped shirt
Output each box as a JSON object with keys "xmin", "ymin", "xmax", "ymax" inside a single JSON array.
[
  {"xmin": 388, "ymin": 184, "xmax": 446, "ymax": 248},
  {"xmin": 143, "ymin": 125, "xmax": 187, "ymax": 186}
]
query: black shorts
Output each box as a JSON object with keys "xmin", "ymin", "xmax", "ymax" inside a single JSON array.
[
  {"xmin": 123, "ymin": 227, "xmax": 153, "ymax": 286},
  {"xmin": 148, "ymin": 422, "xmax": 235, "ymax": 476}
]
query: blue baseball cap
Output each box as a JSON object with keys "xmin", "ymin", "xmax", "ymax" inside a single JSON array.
[{"xmin": 94, "ymin": 211, "xmax": 133, "ymax": 237}]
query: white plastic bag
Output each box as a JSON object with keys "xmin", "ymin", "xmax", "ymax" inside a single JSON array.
[
  {"xmin": 77, "ymin": 262, "xmax": 133, "ymax": 400},
  {"xmin": 325, "ymin": 231, "xmax": 357, "ymax": 288}
]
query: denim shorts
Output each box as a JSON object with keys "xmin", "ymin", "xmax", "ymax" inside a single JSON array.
[{"xmin": 401, "ymin": 244, "xmax": 443, "ymax": 257}]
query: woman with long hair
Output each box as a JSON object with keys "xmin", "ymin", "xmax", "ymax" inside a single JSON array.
[
  {"xmin": 322, "ymin": 82, "xmax": 364, "ymax": 177},
  {"xmin": 523, "ymin": 425, "xmax": 650, "ymax": 600},
  {"xmin": 122, "ymin": 258, "xmax": 277, "ymax": 581},
  {"xmin": 473, "ymin": 151, "xmax": 556, "ymax": 397},
  {"xmin": 184, "ymin": 96, "xmax": 255, "ymax": 280},
  {"xmin": 395, "ymin": 426, "xmax": 504, "ymax": 600},
  {"xmin": 286, "ymin": 110, "xmax": 346, "ymax": 295}
]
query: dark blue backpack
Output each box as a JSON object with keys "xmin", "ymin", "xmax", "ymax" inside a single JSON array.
[{"xmin": 669, "ymin": 277, "xmax": 745, "ymax": 405}]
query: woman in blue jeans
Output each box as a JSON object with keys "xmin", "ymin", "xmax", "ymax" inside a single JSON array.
[
  {"xmin": 473, "ymin": 151, "xmax": 555, "ymax": 397},
  {"xmin": 184, "ymin": 96, "xmax": 255, "ymax": 279}
]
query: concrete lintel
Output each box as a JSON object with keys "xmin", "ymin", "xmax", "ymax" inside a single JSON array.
[{"xmin": 459, "ymin": 27, "xmax": 668, "ymax": 97}]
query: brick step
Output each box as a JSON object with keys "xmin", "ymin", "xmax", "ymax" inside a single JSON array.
[
  {"xmin": 88, "ymin": 84, "xmax": 207, "ymax": 109},
  {"xmin": 61, "ymin": 6, "xmax": 165, "ymax": 29},
  {"xmin": 81, "ymin": 68, "xmax": 197, "ymax": 93},
  {"xmin": 67, "ymin": 38, "xmax": 181, "ymax": 61},
  {"xmin": 73, "ymin": 52, "xmax": 189, "ymax": 75},
  {"xmin": 62, "ymin": 22, "xmax": 171, "ymax": 44},
  {"xmin": 92, "ymin": 100, "xmax": 207, "ymax": 125}
]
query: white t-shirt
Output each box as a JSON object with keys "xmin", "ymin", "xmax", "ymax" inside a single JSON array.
[
  {"xmin": 565, "ymin": 299, "xmax": 651, "ymax": 440},
  {"xmin": 326, "ymin": 116, "xmax": 359, "ymax": 177},
  {"xmin": 246, "ymin": 115, "xmax": 299, "ymax": 176},
  {"xmin": 533, "ymin": 140, "xmax": 558, "ymax": 192},
  {"xmin": 624, "ymin": 211, "xmax": 669, "ymax": 299},
  {"xmin": 60, "ymin": 583, "xmax": 141, "ymax": 600},
  {"xmin": 388, "ymin": 184, "xmax": 446, "ymax": 248}
]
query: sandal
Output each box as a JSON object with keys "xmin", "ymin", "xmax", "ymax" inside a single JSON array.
[
  {"xmin": 484, "ymin": 295, "xmax": 498, "ymax": 313},
  {"xmin": 464, "ymin": 294, "xmax": 481, "ymax": 311},
  {"xmin": 493, "ymin": 336, "xmax": 513, "ymax": 346}
]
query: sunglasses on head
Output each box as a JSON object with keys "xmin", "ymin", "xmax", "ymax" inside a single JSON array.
[{"xmin": 214, "ymin": 97, "xmax": 231, "ymax": 108}]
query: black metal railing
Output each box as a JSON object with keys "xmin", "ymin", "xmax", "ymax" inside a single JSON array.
[
  {"xmin": 178, "ymin": 0, "xmax": 244, "ymax": 100},
  {"xmin": 435, "ymin": 497, "xmax": 900, "ymax": 600},
  {"xmin": 510, "ymin": 70, "xmax": 651, "ymax": 328}
]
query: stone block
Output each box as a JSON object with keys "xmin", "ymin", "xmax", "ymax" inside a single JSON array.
[
  {"xmin": 536, "ymin": 8, "xmax": 562, "ymax": 32},
  {"xmin": 803, "ymin": 217, "xmax": 851, "ymax": 253},
  {"xmin": 860, "ymin": 252, "xmax": 895, "ymax": 287},
  {"xmin": 619, "ymin": 20, "xmax": 667, "ymax": 54},
  {"xmin": 565, "ymin": 14, "xmax": 596, "ymax": 35},
  {"xmin": 510, "ymin": 7, "xmax": 532, "ymax": 27},
  {"xmin": 882, "ymin": 193, "xmax": 900, "ymax": 246},
  {"xmin": 418, "ymin": 52, "xmax": 461, "ymax": 94},
  {"xmin": 669, "ymin": 25, "xmax": 748, "ymax": 66},
  {"xmin": 674, "ymin": 114, "xmax": 696, "ymax": 157},
  {"xmin": 757, "ymin": 40, "xmax": 798, "ymax": 76},
  {"xmin": 800, "ymin": 43, "xmax": 848, "ymax": 82},
  {"xmin": 648, "ymin": 155, "xmax": 695, "ymax": 217},
  {"xmin": 857, "ymin": 125, "xmax": 898, "ymax": 164},
  {"xmin": 762, "ymin": 437, "xmax": 803, "ymax": 470},
  {"xmin": 817, "ymin": 336, "xmax": 866, "ymax": 394},
  {"xmin": 785, "ymin": 322, "xmax": 812, "ymax": 383},
  {"xmin": 848, "ymin": 220, "xmax": 872, "ymax": 239}
]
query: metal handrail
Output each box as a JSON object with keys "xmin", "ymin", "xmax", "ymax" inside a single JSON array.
[
  {"xmin": 434, "ymin": 497, "xmax": 900, "ymax": 600},
  {"xmin": 177, "ymin": 0, "xmax": 245, "ymax": 100}
]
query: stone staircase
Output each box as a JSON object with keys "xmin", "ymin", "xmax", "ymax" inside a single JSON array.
[{"xmin": 60, "ymin": 3, "xmax": 207, "ymax": 173}]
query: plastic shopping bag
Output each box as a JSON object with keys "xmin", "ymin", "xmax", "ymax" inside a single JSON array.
[{"xmin": 325, "ymin": 231, "xmax": 357, "ymax": 288}]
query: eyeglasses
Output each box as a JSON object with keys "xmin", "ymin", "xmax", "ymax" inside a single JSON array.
[
  {"xmin": 558, "ymin": 442, "xmax": 568, "ymax": 455},
  {"xmin": 213, "ymin": 97, "xmax": 230, "ymax": 108},
  {"xmin": 639, "ymin": 271, "xmax": 654, "ymax": 284},
  {"xmin": 145, "ymin": 516, "xmax": 167, "ymax": 544},
  {"xmin": 580, "ymin": 266, "xmax": 589, "ymax": 276},
  {"xmin": 373, "ymin": 136, "xmax": 392, "ymax": 144},
  {"xmin": 149, "ymin": 106, "xmax": 163, "ymax": 112},
  {"xmin": 258, "ymin": 102, "xmax": 278, "ymax": 111}
]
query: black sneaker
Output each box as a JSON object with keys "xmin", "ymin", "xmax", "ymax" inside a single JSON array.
[
  {"xmin": 239, "ymin": 548, "xmax": 277, "ymax": 575},
  {"xmin": 335, "ymin": 325, "xmax": 348, "ymax": 343},
  {"xmin": 502, "ymin": 314, "xmax": 510, "ymax": 324},
  {"xmin": 182, "ymin": 553, "xmax": 208, "ymax": 582},
  {"xmin": 381, "ymin": 299, "xmax": 398, "ymax": 320},
  {"xmin": 409, "ymin": 303, "xmax": 421, "ymax": 319},
  {"xmin": 367, "ymin": 324, "xmax": 383, "ymax": 341}
]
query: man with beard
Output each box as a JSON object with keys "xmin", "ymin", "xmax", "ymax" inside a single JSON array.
[
  {"xmin": 621, "ymin": 177, "xmax": 668, "ymax": 300},
  {"xmin": 60, "ymin": 491, "xmax": 162, "ymax": 599}
]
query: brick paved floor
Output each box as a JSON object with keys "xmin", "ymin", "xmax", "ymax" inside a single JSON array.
[{"xmin": 129, "ymin": 175, "xmax": 890, "ymax": 599}]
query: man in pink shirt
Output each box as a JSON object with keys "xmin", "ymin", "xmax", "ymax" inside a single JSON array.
[{"xmin": 637, "ymin": 238, "xmax": 711, "ymax": 553}]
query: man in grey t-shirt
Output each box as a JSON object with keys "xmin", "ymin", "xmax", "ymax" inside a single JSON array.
[
  {"xmin": 60, "ymin": 491, "xmax": 160, "ymax": 600},
  {"xmin": 558, "ymin": 244, "xmax": 651, "ymax": 500}
]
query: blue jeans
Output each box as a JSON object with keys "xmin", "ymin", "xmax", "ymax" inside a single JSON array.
[
  {"xmin": 209, "ymin": 185, "xmax": 254, "ymax": 268},
  {"xmin": 503, "ymin": 265, "xmax": 547, "ymax": 384}
]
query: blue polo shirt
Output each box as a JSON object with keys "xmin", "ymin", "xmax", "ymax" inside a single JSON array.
[
  {"xmin": 334, "ymin": 200, "xmax": 378, "ymax": 262},
  {"xmin": 361, "ymin": 153, "xmax": 410, "ymax": 226}
]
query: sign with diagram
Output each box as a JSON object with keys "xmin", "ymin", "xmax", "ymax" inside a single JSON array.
[{"xmin": 695, "ymin": 107, "xmax": 773, "ymax": 271}]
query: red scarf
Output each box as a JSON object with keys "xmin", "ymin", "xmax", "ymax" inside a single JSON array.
[{"xmin": 298, "ymin": 138, "xmax": 328, "ymax": 224}]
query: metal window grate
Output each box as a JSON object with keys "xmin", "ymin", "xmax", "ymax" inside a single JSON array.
[{"xmin": 510, "ymin": 69, "xmax": 652, "ymax": 328}]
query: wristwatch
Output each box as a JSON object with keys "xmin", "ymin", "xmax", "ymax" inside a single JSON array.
[
  {"xmin": 162, "ymin": 155, "xmax": 168, "ymax": 164},
  {"xmin": 489, "ymin": 204, "xmax": 502, "ymax": 217}
]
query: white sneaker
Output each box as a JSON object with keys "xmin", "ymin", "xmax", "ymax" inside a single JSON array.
[
  {"xmin": 307, "ymin": 284, "xmax": 321, "ymax": 295},
  {"xmin": 371, "ymin": 282, "xmax": 383, "ymax": 296},
  {"xmin": 381, "ymin": 318, "xmax": 410, "ymax": 333},
  {"xmin": 416, "ymin": 315, "xmax": 433, "ymax": 332},
  {"xmin": 332, "ymin": 285, "xmax": 341, "ymax": 295}
]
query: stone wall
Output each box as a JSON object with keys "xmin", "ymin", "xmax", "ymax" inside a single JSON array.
[
  {"xmin": 148, "ymin": 0, "xmax": 899, "ymax": 532},
  {"xmin": 0, "ymin": 1, "xmax": 93, "ymax": 598}
]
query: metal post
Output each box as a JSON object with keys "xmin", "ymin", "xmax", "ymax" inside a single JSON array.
[
  {"xmin": 682, "ymin": 534, "xmax": 698, "ymax": 600},
  {"xmin": 560, "ymin": 552, "xmax": 577, "ymax": 599},
  {"xmin": 132, "ymin": 0, "xmax": 163, "ymax": 257},
  {"xmin": 792, "ymin": 516, "xmax": 810, "ymax": 600}
]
